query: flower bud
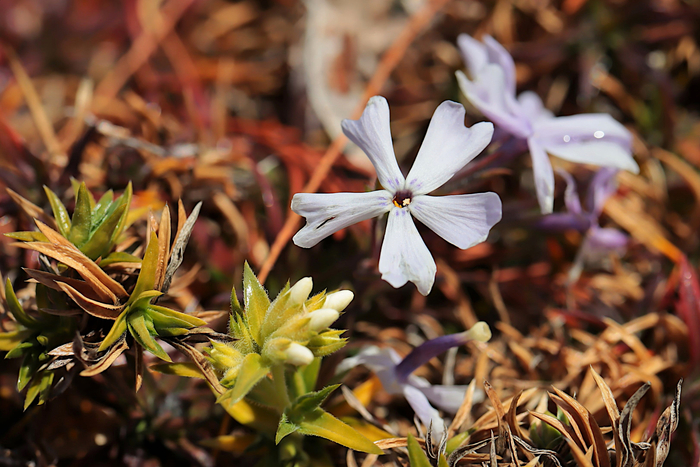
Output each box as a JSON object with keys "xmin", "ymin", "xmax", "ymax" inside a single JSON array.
[
  {"xmin": 307, "ymin": 308, "xmax": 340, "ymax": 332},
  {"xmin": 322, "ymin": 290, "xmax": 354, "ymax": 312},
  {"xmin": 465, "ymin": 321, "xmax": 491, "ymax": 343},
  {"xmin": 289, "ymin": 277, "xmax": 313, "ymax": 305},
  {"xmin": 284, "ymin": 343, "xmax": 314, "ymax": 366}
]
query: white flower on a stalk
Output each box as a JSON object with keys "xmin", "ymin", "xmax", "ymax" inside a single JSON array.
[{"xmin": 291, "ymin": 97, "xmax": 502, "ymax": 296}]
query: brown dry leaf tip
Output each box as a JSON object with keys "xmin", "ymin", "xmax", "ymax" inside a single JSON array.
[
  {"xmin": 160, "ymin": 201, "xmax": 202, "ymax": 295},
  {"xmin": 74, "ymin": 332, "xmax": 130, "ymax": 377},
  {"xmin": 6, "ymin": 189, "xmax": 57, "ymax": 229},
  {"xmin": 135, "ymin": 344, "xmax": 144, "ymax": 392},
  {"xmin": 163, "ymin": 337, "xmax": 225, "ymax": 395}
]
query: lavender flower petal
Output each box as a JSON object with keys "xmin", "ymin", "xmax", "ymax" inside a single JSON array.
[
  {"xmin": 341, "ymin": 96, "xmax": 406, "ymax": 191},
  {"xmin": 587, "ymin": 167, "xmax": 619, "ymax": 216},
  {"xmin": 585, "ymin": 226, "xmax": 629, "ymax": 251},
  {"xmin": 408, "ymin": 193, "xmax": 501, "ymax": 250},
  {"xmin": 379, "ymin": 208, "xmax": 436, "ymax": 295},
  {"xmin": 419, "ymin": 384, "xmax": 472, "ymax": 414},
  {"xmin": 291, "ymin": 191, "xmax": 393, "ymax": 248},
  {"xmin": 528, "ymin": 137, "xmax": 556, "ymax": 214},
  {"xmin": 405, "ymin": 102, "xmax": 493, "ymax": 195},
  {"xmin": 456, "ymin": 68, "xmax": 531, "ymax": 138},
  {"xmin": 403, "ymin": 384, "xmax": 445, "ymax": 436},
  {"xmin": 517, "ymin": 91, "xmax": 553, "ymax": 123},
  {"xmin": 335, "ymin": 346, "xmax": 404, "ymax": 394},
  {"xmin": 457, "ymin": 33, "xmax": 489, "ymax": 77},
  {"xmin": 534, "ymin": 114, "xmax": 639, "ymax": 173},
  {"xmin": 482, "ymin": 35, "xmax": 517, "ymax": 94},
  {"xmin": 556, "ymin": 169, "xmax": 582, "ymax": 215}
]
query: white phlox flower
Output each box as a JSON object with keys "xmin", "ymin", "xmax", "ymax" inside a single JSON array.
[{"xmin": 291, "ymin": 96, "xmax": 502, "ymax": 295}]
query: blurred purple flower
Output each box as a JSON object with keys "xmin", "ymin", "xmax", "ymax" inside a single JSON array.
[
  {"xmin": 337, "ymin": 323, "xmax": 491, "ymax": 436},
  {"xmin": 291, "ymin": 96, "xmax": 502, "ymax": 295},
  {"xmin": 541, "ymin": 168, "xmax": 628, "ymax": 280},
  {"xmin": 456, "ymin": 34, "xmax": 639, "ymax": 214}
]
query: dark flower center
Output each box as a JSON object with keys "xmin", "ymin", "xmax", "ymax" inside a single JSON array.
[{"xmin": 392, "ymin": 190, "xmax": 412, "ymax": 208}]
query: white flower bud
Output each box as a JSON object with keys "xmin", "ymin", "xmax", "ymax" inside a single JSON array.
[
  {"xmin": 307, "ymin": 308, "xmax": 340, "ymax": 332},
  {"xmin": 289, "ymin": 277, "xmax": 313, "ymax": 305},
  {"xmin": 465, "ymin": 321, "xmax": 492, "ymax": 343},
  {"xmin": 284, "ymin": 343, "xmax": 314, "ymax": 366},
  {"xmin": 322, "ymin": 290, "xmax": 354, "ymax": 311}
]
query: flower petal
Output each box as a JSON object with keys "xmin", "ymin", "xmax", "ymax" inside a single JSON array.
[
  {"xmin": 534, "ymin": 114, "xmax": 639, "ymax": 173},
  {"xmin": 341, "ymin": 96, "xmax": 405, "ymax": 191},
  {"xmin": 408, "ymin": 193, "xmax": 501, "ymax": 249},
  {"xmin": 585, "ymin": 226, "xmax": 628, "ymax": 252},
  {"xmin": 403, "ymin": 384, "xmax": 445, "ymax": 437},
  {"xmin": 405, "ymin": 102, "xmax": 493, "ymax": 195},
  {"xmin": 528, "ymin": 137, "xmax": 555, "ymax": 214},
  {"xmin": 586, "ymin": 167, "xmax": 619, "ymax": 216},
  {"xmin": 555, "ymin": 169, "xmax": 582, "ymax": 215},
  {"xmin": 456, "ymin": 68, "xmax": 531, "ymax": 139},
  {"xmin": 335, "ymin": 346, "xmax": 404, "ymax": 394},
  {"xmin": 457, "ymin": 33, "xmax": 489, "ymax": 77},
  {"xmin": 291, "ymin": 191, "xmax": 392, "ymax": 248},
  {"xmin": 419, "ymin": 384, "xmax": 472, "ymax": 414},
  {"xmin": 378, "ymin": 208, "xmax": 436, "ymax": 295},
  {"xmin": 518, "ymin": 91, "xmax": 552, "ymax": 123},
  {"xmin": 536, "ymin": 213, "xmax": 591, "ymax": 232},
  {"xmin": 482, "ymin": 35, "xmax": 517, "ymax": 95}
]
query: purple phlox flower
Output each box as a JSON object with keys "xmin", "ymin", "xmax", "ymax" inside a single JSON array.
[
  {"xmin": 542, "ymin": 168, "xmax": 628, "ymax": 281},
  {"xmin": 455, "ymin": 34, "xmax": 639, "ymax": 215},
  {"xmin": 337, "ymin": 322, "xmax": 491, "ymax": 437},
  {"xmin": 291, "ymin": 96, "xmax": 502, "ymax": 295}
]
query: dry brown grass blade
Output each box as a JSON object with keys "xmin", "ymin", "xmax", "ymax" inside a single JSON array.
[
  {"xmin": 6, "ymin": 189, "xmax": 56, "ymax": 228},
  {"xmin": 550, "ymin": 387, "xmax": 610, "ymax": 467},
  {"xmin": 34, "ymin": 220, "xmax": 74, "ymax": 248},
  {"xmin": 513, "ymin": 436, "xmax": 563, "ymax": 467},
  {"xmin": 155, "ymin": 204, "xmax": 171, "ymax": 291},
  {"xmin": 14, "ymin": 242, "xmax": 127, "ymax": 302},
  {"xmin": 484, "ymin": 380, "xmax": 508, "ymax": 454},
  {"xmin": 93, "ymin": 0, "xmax": 196, "ymax": 108},
  {"xmin": 165, "ymin": 337, "xmax": 226, "ymax": 395},
  {"xmin": 359, "ymin": 454, "xmax": 378, "ymax": 467},
  {"xmin": 447, "ymin": 378, "xmax": 477, "ymax": 438},
  {"xmin": 591, "ymin": 368, "xmax": 621, "ymax": 425},
  {"xmin": 529, "ymin": 411, "xmax": 580, "ymax": 449},
  {"xmin": 507, "ymin": 390, "xmax": 526, "ymax": 441},
  {"xmin": 374, "ymin": 437, "xmax": 418, "ymax": 450},
  {"xmin": 162, "ymin": 201, "xmax": 202, "ymax": 295},
  {"xmin": 446, "ymin": 439, "xmax": 490, "ymax": 466},
  {"xmin": 24, "ymin": 268, "xmax": 99, "ymax": 298},
  {"xmin": 651, "ymin": 379, "xmax": 682, "ymax": 467},
  {"xmin": 566, "ymin": 438, "xmax": 596, "ymax": 467},
  {"xmin": 346, "ymin": 449, "xmax": 358, "ymax": 467},
  {"xmin": 618, "ymin": 383, "xmax": 651, "ymax": 467},
  {"xmin": 57, "ymin": 283, "xmax": 124, "ymax": 319},
  {"xmin": 5, "ymin": 46, "xmax": 65, "ymax": 163},
  {"xmin": 135, "ymin": 344, "xmax": 144, "ymax": 392},
  {"xmin": 489, "ymin": 430, "xmax": 498, "ymax": 466},
  {"xmin": 257, "ymin": 0, "xmax": 454, "ymax": 284},
  {"xmin": 79, "ymin": 334, "xmax": 129, "ymax": 376}
]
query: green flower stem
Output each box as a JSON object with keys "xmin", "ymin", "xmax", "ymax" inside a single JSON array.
[
  {"xmin": 291, "ymin": 370, "xmax": 307, "ymax": 400},
  {"xmin": 271, "ymin": 364, "xmax": 291, "ymax": 411}
]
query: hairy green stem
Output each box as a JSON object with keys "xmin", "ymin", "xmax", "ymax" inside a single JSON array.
[{"xmin": 271, "ymin": 364, "xmax": 291, "ymax": 411}]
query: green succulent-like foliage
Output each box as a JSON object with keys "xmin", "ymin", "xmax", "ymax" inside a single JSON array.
[
  {"xmin": 100, "ymin": 232, "xmax": 207, "ymax": 361},
  {"xmin": 202, "ymin": 263, "xmax": 382, "ymax": 459},
  {"xmin": 2, "ymin": 181, "xmax": 206, "ymax": 407},
  {"xmin": 7, "ymin": 181, "xmax": 133, "ymax": 262},
  {"xmin": 1, "ymin": 279, "xmax": 75, "ymax": 408}
]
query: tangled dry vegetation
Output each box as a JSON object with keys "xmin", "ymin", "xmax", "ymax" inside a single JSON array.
[{"xmin": 1, "ymin": 0, "xmax": 699, "ymax": 466}]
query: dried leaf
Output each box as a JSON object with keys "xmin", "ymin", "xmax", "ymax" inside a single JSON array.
[{"xmin": 161, "ymin": 201, "xmax": 201, "ymax": 294}]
